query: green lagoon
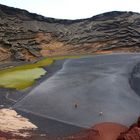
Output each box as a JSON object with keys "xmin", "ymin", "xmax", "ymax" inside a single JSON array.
[{"xmin": 0, "ymin": 56, "xmax": 80, "ymax": 90}]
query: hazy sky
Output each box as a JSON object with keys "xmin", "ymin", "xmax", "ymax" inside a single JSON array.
[{"xmin": 0, "ymin": 0, "xmax": 140, "ymax": 19}]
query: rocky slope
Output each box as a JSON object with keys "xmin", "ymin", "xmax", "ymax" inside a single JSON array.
[
  {"xmin": 1, "ymin": 4, "xmax": 140, "ymax": 63},
  {"xmin": 117, "ymin": 117, "xmax": 140, "ymax": 140}
]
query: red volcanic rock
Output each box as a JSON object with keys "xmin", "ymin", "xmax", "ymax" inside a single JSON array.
[
  {"xmin": 117, "ymin": 117, "xmax": 140, "ymax": 140},
  {"xmin": 137, "ymin": 117, "xmax": 140, "ymax": 127},
  {"xmin": 92, "ymin": 122, "xmax": 127, "ymax": 140},
  {"xmin": 0, "ymin": 122, "xmax": 128, "ymax": 140},
  {"xmin": 59, "ymin": 122, "xmax": 127, "ymax": 140}
]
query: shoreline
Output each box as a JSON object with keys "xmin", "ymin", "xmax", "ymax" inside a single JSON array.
[
  {"xmin": 13, "ymin": 53, "xmax": 140, "ymax": 127},
  {"xmin": 0, "ymin": 59, "xmax": 66, "ymax": 108},
  {"xmin": 0, "ymin": 53, "xmax": 140, "ymax": 139}
]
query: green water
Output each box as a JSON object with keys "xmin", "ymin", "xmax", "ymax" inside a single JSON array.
[
  {"xmin": 0, "ymin": 68, "xmax": 46, "ymax": 89},
  {"xmin": 0, "ymin": 56, "xmax": 80, "ymax": 90}
]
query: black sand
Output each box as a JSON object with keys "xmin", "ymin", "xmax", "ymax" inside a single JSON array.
[
  {"xmin": 1, "ymin": 53, "xmax": 140, "ymax": 137},
  {"xmin": 14, "ymin": 54, "xmax": 140, "ymax": 129}
]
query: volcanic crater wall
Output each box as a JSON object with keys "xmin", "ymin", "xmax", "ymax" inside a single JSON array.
[{"xmin": 1, "ymin": 4, "xmax": 140, "ymax": 63}]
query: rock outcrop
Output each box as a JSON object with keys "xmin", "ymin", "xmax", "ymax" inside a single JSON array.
[
  {"xmin": 61, "ymin": 122, "xmax": 126, "ymax": 140},
  {"xmin": 117, "ymin": 117, "xmax": 140, "ymax": 140},
  {"xmin": 1, "ymin": 4, "xmax": 140, "ymax": 63}
]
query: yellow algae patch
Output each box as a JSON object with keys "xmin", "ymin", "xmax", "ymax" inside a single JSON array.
[
  {"xmin": 0, "ymin": 55, "xmax": 81, "ymax": 90},
  {"xmin": 0, "ymin": 68, "xmax": 46, "ymax": 90}
]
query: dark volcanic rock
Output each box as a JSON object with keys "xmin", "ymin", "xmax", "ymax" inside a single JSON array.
[
  {"xmin": 1, "ymin": 4, "xmax": 140, "ymax": 63},
  {"xmin": 130, "ymin": 63, "xmax": 140, "ymax": 97}
]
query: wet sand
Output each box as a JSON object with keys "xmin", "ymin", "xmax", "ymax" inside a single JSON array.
[{"xmin": 16, "ymin": 109, "xmax": 84, "ymax": 137}]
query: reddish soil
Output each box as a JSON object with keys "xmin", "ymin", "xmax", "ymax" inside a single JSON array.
[
  {"xmin": 92, "ymin": 122, "xmax": 128, "ymax": 140},
  {"xmin": 0, "ymin": 122, "xmax": 127, "ymax": 140},
  {"xmin": 54, "ymin": 122, "xmax": 127, "ymax": 140},
  {"xmin": 117, "ymin": 117, "xmax": 140, "ymax": 140}
]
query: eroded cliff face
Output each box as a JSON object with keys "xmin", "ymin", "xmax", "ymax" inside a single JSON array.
[{"xmin": 1, "ymin": 4, "xmax": 140, "ymax": 63}]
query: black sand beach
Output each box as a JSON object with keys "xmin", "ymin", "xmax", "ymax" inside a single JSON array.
[{"xmin": 11, "ymin": 54, "xmax": 140, "ymax": 136}]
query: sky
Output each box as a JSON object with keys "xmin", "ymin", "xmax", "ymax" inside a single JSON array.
[{"xmin": 0, "ymin": 0, "xmax": 140, "ymax": 19}]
